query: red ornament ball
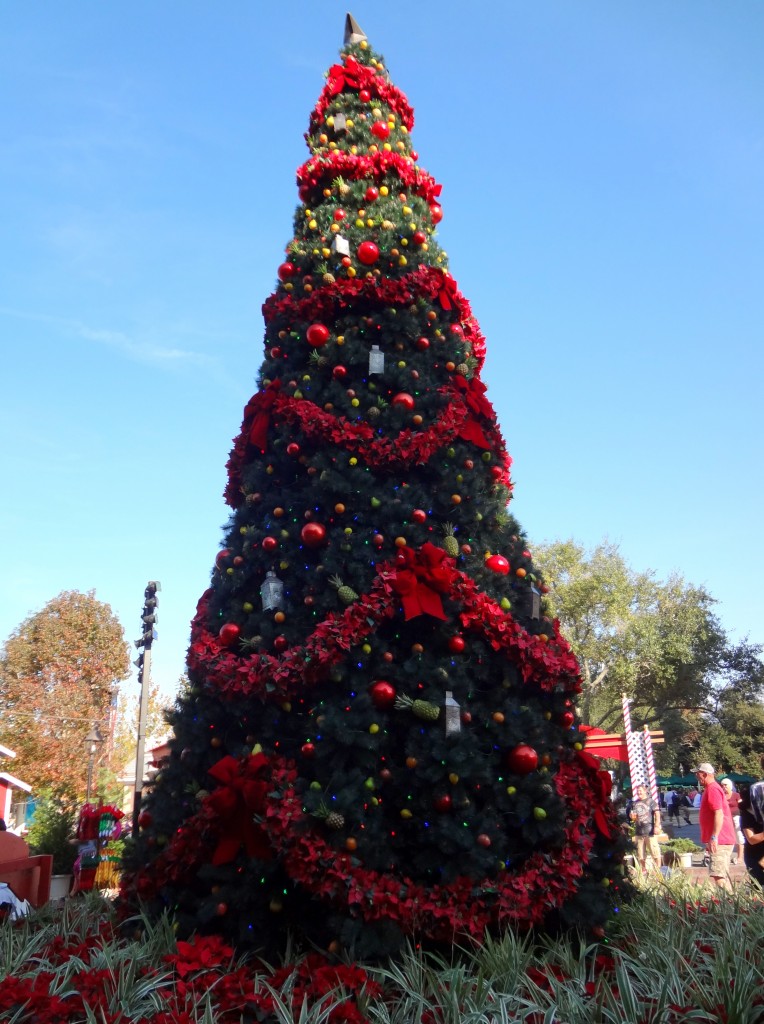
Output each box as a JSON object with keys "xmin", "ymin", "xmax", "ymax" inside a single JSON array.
[
  {"xmin": 306, "ymin": 323, "xmax": 330, "ymax": 347},
  {"xmin": 332, "ymin": 364, "xmax": 347, "ymax": 380},
  {"xmin": 448, "ymin": 635, "xmax": 466, "ymax": 654},
  {"xmin": 490, "ymin": 466, "xmax": 504, "ymax": 481},
  {"xmin": 273, "ymin": 635, "xmax": 288, "ymax": 652},
  {"xmin": 415, "ymin": 336, "xmax": 430, "ymax": 351},
  {"xmin": 359, "ymin": 88, "xmax": 372, "ymax": 102},
  {"xmin": 262, "ymin": 536, "xmax": 278, "ymax": 552},
  {"xmin": 412, "ymin": 230, "xmax": 426, "ymax": 245},
  {"xmin": 485, "ymin": 554, "xmax": 510, "ymax": 575},
  {"xmin": 286, "ymin": 442, "xmax": 300, "ymax": 457},
  {"xmin": 392, "ymin": 392, "xmax": 415, "ymax": 411},
  {"xmin": 477, "ymin": 833, "xmax": 492, "ymax": 848},
  {"xmin": 371, "ymin": 121, "xmax": 390, "ymax": 140},
  {"xmin": 411, "ymin": 508, "xmax": 427, "ymax": 524},
  {"xmin": 277, "ymin": 261, "xmax": 295, "ymax": 281},
  {"xmin": 369, "ymin": 680, "xmax": 397, "ymax": 709},
  {"xmin": 215, "ymin": 548, "xmax": 230, "ymax": 567},
  {"xmin": 137, "ymin": 810, "xmax": 153, "ymax": 828},
  {"xmin": 301, "ymin": 522, "xmax": 327, "ymax": 548},
  {"xmin": 505, "ymin": 744, "xmax": 539, "ymax": 774},
  {"xmin": 357, "ymin": 240, "xmax": 380, "ymax": 265},
  {"xmin": 218, "ymin": 622, "xmax": 241, "ymax": 647},
  {"xmin": 560, "ymin": 711, "xmax": 575, "ymax": 729},
  {"xmin": 430, "ymin": 203, "xmax": 443, "ymax": 224},
  {"xmin": 333, "ymin": 208, "xmax": 346, "ymax": 221},
  {"xmin": 365, "ymin": 186, "xmax": 379, "ymax": 202},
  {"xmin": 434, "ymin": 793, "xmax": 453, "ymax": 813},
  {"xmin": 301, "ymin": 742, "xmax": 316, "ymax": 758}
]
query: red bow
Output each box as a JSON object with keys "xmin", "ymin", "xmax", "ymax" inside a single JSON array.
[
  {"xmin": 207, "ymin": 753, "xmax": 271, "ymax": 865},
  {"xmin": 437, "ymin": 272, "xmax": 459, "ymax": 310},
  {"xmin": 391, "ymin": 543, "xmax": 451, "ymax": 620},
  {"xmin": 327, "ymin": 57, "xmax": 363, "ymax": 96},
  {"xmin": 453, "ymin": 375, "xmax": 492, "ymax": 419},
  {"xmin": 452, "ymin": 376, "xmax": 491, "ymax": 449},
  {"xmin": 245, "ymin": 379, "xmax": 281, "ymax": 451}
]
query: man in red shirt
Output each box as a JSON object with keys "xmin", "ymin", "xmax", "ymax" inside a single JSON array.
[{"xmin": 693, "ymin": 761, "xmax": 736, "ymax": 890}]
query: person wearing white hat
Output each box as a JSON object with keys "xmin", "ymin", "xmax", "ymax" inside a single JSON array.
[{"xmin": 693, "ymin": 762, "xmax": 736, "ymax": 890}]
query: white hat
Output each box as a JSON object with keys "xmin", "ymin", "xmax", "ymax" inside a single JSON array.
[{"xmin": 691, "ymin": 762, "xmax": 715, "ymax": 775}]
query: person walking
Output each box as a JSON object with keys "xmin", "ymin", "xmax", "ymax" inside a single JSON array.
[
  {"xmin": 665, "ymin": 788, "xmax": 678, "ymax": 825},
  {"xmin": 720, "ymin": 777, "xmax": 745, "ymax": 866},
  {"xmin": 693, "ymin": 761, "xmax": 736, "ymax": 891}
]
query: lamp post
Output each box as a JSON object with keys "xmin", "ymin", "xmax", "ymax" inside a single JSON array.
[
  {"xmin": 133, "ymin": 581, "xmax": 160, "ymax": 826},
  {"xmin": 85, "ymin": 725, "xmax": 104, "ymax": 803}
]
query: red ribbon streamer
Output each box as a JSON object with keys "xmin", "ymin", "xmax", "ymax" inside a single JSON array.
[
  {"xmin": 437, "ymin": 272, "xmax": 459, "ymax": 310},
  {"xmin": 452, "ymin": 376, "xmax": 491, "ymax": 448},
  {"xmin": 207, "ymin": 753, "xmax": 271, "ymax": 865},
  {"xmin": 245, "ymin": 379, "xmax": 281, "ymax": 451},
  {"xmin": 390, "ymin": 543, "xmax": 451, "ymax": 620}
]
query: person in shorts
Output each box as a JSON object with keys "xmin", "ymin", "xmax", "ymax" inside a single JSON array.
[
  {"xmin": 693, "ymin": 761, "xmax": 736, "ymax": 890},
  {"xmin": 630, "ymin": 783, "xmax": 662, "ymax": 874}
]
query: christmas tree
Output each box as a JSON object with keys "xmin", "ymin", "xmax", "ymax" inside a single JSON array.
[{"xmin": 123, "ymin": 15, "xmax": 626, "ymax": 958}]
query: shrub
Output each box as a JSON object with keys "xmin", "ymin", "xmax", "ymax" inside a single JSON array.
[{"xmin": 26, "ymin": 789, "xmax": 78, "ymax": 874}]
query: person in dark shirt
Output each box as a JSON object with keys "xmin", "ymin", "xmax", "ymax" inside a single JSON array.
[{"xmin": 737, "ymin": 785, "xmax": 764, "ymax": 887}]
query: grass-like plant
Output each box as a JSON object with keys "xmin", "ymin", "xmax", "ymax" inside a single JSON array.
[{"xmin": 0, "ymin": 878, "xmax": 762, "ymax": 1023}]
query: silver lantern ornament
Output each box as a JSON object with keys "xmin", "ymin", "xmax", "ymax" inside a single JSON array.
[
  {"xmin": 528, "ymin": 584, "xmax": 541, "ymax": 620},
  {"xmin": 331, "ymin": 234, "xmax": 350, "ymax": 257},
  {"xmin": 260, "ymin": 571, "xmax": 284, "ymax": 612},
  {"xmin": 369, "ymin": 344, "xmax": 385, "ymax": 375},
  {"xmin": 444, "ymin": 691, "xmax": 461, "ymax": 737}
]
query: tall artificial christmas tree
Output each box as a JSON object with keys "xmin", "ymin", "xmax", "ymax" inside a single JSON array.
[{"xmin": 123, "ymin": 15, "xmax": 626, "ymax": 958}]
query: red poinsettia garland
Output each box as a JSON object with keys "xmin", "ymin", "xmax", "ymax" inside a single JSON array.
[
  {"xmin": 186, "ymin": 546, "xmax": 578, "ymax": 703},
  {"xmin": 124, "ymin": 539, "xmax": 617, "ymax": 938}
]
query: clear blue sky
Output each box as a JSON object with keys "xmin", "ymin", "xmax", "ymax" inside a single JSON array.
[{"xmin": 1, "ymin": 2, "xmax": 762, "ymax": 704}]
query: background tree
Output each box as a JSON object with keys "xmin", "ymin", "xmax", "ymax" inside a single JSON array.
[
  {"xmin": 0, "ymin": 590, "xmax": 130, "ymax": 792},
  {"xmin": 534, "ymin": 539, "xmax": 763, "ymax": 773},
  {"xmin": 123, "ymin": 18, "xmax": 625, "ymax": 958}
]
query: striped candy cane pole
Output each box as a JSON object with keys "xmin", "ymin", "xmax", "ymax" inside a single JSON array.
[
  {"xmin": 622, "ymin": 693, "xmax": 644, "ymax": 789},
  {"xmin": 642, "ymin": 725, "xmax": 659, "ymax": 805}
]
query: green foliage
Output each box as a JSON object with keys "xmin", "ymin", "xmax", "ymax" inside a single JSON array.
[
  {"xmin": 25, "ymin": 788, "xmax": 78, "ymax": 874},
  {"xmin": 662, "ymin": 837, "xmax": 702, "ymax": 854},
  {"xmin": 534, "ymin": 539, "xmax": 764, "ymax": 775}
]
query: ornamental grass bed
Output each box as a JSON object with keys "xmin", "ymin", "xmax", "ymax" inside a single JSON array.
[{"xmin": 1, "ymin": 877, "xmax": 763, "ymax": 1023}]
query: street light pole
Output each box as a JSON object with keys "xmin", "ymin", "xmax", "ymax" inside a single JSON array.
[
  {"xmin": 84, "ymin": 725, "xmax": 104, "ymax": 803},
  {"xmin": 133, "ymin": 581, "xmax": 160, "ymax": 826}
]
